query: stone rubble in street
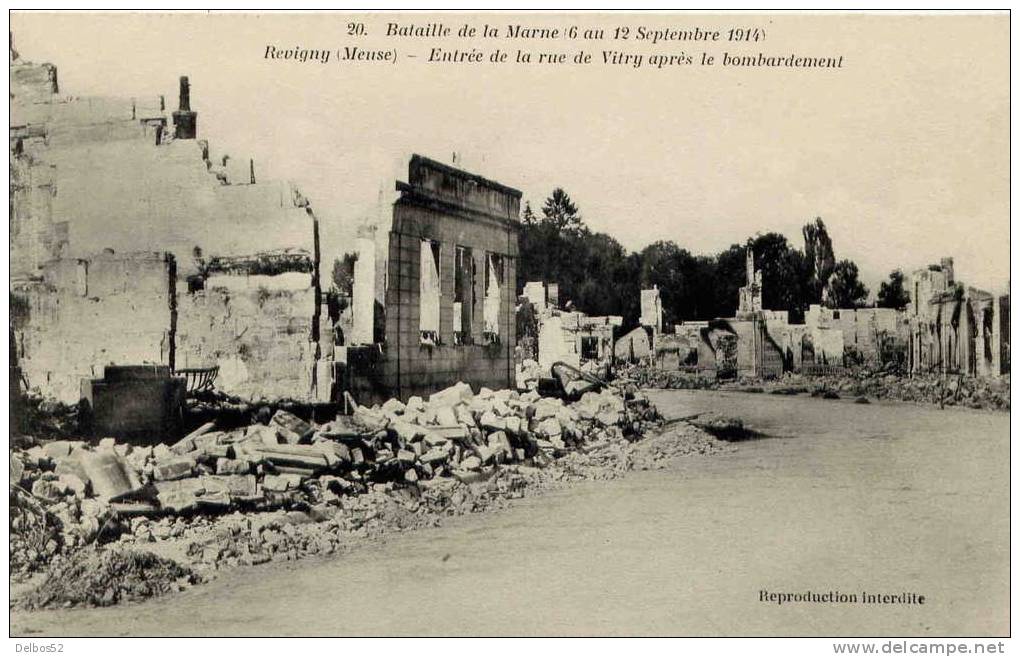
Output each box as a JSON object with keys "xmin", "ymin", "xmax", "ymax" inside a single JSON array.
[
  {"xmin": 620, "ymin": 366, "xmax": 1011, "ymax": 412},
  {"xmin": 11, "ymin": 380, "xmax": 740, "ymax": 609}
]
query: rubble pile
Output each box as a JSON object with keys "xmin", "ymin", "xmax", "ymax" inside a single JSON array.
[
  {"xmin": 18, "ymin": 549, "xmax": 199, "ymax": 610},
  {"xmin": 796, "ymin": 372, "xmax": 1011, "ymax": 411},
  {"xmin": 12, "ymin": 382, "xmax": 686, "ymax": 604},
  {"xmin": 620, "ymin": 367, "xmax": 718, "ymax": 391},
  {"xmin": 120, "ymin": 468, "xmax": 562, "ymax": 573},
  {"xmin": 10, "ymin": 485, "xmax": 65, "ymax": 576},
  {"xmin": 619, "ymin": 366, "xmax": 1010, "ymax": 411},
  {"xmin": 628, "ymin": 422, "xmax": 734, "ymax": 470},
  {"xmin": 12, "ymin": 392, "xmax": 82, "ymax": 440}
]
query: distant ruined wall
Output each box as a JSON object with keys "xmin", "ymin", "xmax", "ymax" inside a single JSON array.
[{"xmin": 805, "ymin": 305, "xmax": 906, "ymax": 363}]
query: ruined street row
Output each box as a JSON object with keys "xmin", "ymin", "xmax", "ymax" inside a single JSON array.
[{"xmin": 7, "ymin": 37, "xmax": 1009, "ymax": 611}]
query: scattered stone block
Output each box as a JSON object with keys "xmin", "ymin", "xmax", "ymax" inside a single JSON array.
[
  {"xmin": 270, "ymin": 410, "xmax": 314, "ymax": 444},
  {"xmin": 57, "ymin": 473, "xmax": 87, "ymax": 497},
  {"xmin": 215, "ymin": 457, "xmax": 251, "ymax": 475},
  {"xmin": 205, "ymin": 443, "xmax": 234, "ymax": 460},
  {"xmin": 421, "ymin": 448, "xmax": 448, "ymax": 465},
  {"xmin": 429, "ymin": 382, "xmax": 474, "ymax": 407},
  {"xmin": 381, "ymin": 398, "xmax": 406, "ymax": 416},
  {"xmin": 154, "ymin": 478, "xmax": 205, "ymax": 512},
  {"xmin": 538, "ymin": 417, "xmax": 562, "ymax": 437},
  {"xmin": 44, "ymin": 441, "xmax": 74, "ymax": 460},
  {"xmin": 480, "ymin": 410, "xmax": 506, "ymax": 431},
  {"xmin": 10, "ymin": 455, "xmax": 24, "ymax": 485},
  {"xmin": 390, "ymin": 420, "xmax": 421, "ymax": 443},
  {"xmin": 504, "ymin": 415, "xmax": 523, "ymax": 435},
  {"xmin": 423, "ymin": 432, "xmax": 450, "ymax": 448},
  {"xmin": 153, "ymin": 457, "xmax": 195, "ymax": 482},
  {"xmin": 433, "ymin": 406, "xmax": 458, "ymax": 427},
  {"xmin": 80, "ymin": 450, "xmax": 144, "ymax": 501},
  {"xmin": 262, "ymin": 474, "xmax": 292, "ymax": 493},
  {"xmin": 431, "ymin": 425, "xmax": 469, "ymax": 440},
  {"xmin": 32, "ymin": 479, "xmax": 63, "ymax": 502},
  {"xmin": 475, "ymin": 445, "xmax": 496, "ymax": 465}
]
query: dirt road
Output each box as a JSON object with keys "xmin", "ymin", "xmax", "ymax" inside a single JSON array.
[{"xmin": 11, "ymin": 391, "xmax": 1008, "ymax": 636}]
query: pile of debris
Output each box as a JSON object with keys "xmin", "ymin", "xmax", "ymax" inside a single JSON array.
[
  {"xmin": 11, "ymin": 382, "xmax": 663, "ymax": 582},
  {"xmin": 796, "ymin": 372, "xmax": 1011, "ymax": 411},
  {"xmin": 12, "ymin": 392, "xmax": 82, "ymax": 439},
  {"xmin": 18, "ymin": 549, "xmax": 199, "ymax": 610},
  {"xmin": 619, "ymin": 366, "xmax": 718, "ymax": 391},
  {"xmin": 618, "ymin": 365, "xmax": 1010, "ymax": 412}
]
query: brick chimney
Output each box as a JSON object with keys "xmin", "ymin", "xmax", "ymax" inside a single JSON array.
[{"xmin": 172, "ymin": 76, "xmax": 197, "ymax": 139}]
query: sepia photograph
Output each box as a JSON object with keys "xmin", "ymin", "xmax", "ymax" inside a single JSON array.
[{"xmin": 6, "ymin": 7, "xmax": 1012, "ymax": 644}]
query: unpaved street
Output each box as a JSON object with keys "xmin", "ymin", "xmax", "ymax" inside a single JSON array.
[{"xmin": 11, "ymin": 391, "xmax": 1008, "ymax": 637}]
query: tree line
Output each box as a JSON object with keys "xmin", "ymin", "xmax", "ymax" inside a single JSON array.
[{"xmin": 516, "ymin": 188, "xmax": 911, "ymax": 329}]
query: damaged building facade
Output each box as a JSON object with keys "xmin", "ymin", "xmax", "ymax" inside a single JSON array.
[
  {"xmin": 906, "ymin": 258, "xmax": 1009, "ymax": 378},
  {"xmin": 514, "ymin": 280, "xmax": 621, "ymax": 386},
  {"xmin": 646, "ymin": 248, "xmax": 914, "ymax": 379},
  {"xmin": 649, "ymin": 250, "xmax": 789, "ymax": 378},
  {"xmin": 336, "ymin": 156, "xmax": 521, "ymax": 404},
  {"xmin": 10, "ymin": 47, "xmax": 325, "ymax": 405}
]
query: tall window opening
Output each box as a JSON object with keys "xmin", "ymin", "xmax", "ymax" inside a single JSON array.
[
  {"xmin": 453, "ymin": 246, "xmax": 473, "ymax": 345},
  {"xmin": 420, "ymin": 239, "xmax": 441, "ymax": 345},
  {"xmin": 483, "ymin": 253, "xmax": 503, "ymax": 344}
]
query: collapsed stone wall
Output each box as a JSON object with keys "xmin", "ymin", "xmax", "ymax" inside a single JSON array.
[{"xmin": 10, "ymin": 50, "xmax": 324, "ymax": 404}]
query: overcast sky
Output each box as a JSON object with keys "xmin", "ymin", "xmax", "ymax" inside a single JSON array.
[{"xmin": 11, "ymin": 12, "xmax": 1010, "ymax": 293}]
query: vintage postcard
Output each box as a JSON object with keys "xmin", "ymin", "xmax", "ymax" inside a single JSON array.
[{"xmin": 7, "ymin": 9, "xmax": 1010, "ymax": 643}]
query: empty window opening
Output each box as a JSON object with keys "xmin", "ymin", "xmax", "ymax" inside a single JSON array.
[
  {"xmin": 483, "ymin": 253, "xmax": 504, "ymax": 343},
  {"xmin": 420, "ymin": 239, "xmax": 441, "ymax": 345},
  {"xmin": 453, "ymin": 246, "xmax": 473, "ymax": 345}
]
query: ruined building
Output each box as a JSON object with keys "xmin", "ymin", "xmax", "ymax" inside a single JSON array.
[
  {"xmin": 651, "ymin": 249, "xmax": 785, "ymax": 378},
  {"xmin": 337, "ymin": 155, "xmax": 521, "ymax": 404},
  {"xmin": 648, "ymin": 246, "xmax": 905, "ymax": 378},
  {"xmin": 11, "ymin": 46, "xmax": 324, "ymax": 404},
  {"xmin": 906, "ymin": 258, "xmax": 1009, "ymax": 378},
  {"xmin": 735, "ymin": 248, "xmax": 763, "ymax": 319},
  {"xmin": 646, "ymin": 247, "xmax": 1008, "ymax": 380},
  {"xmin": 514, "ymin": 280, "xmax": 621, "ymax": 379}
]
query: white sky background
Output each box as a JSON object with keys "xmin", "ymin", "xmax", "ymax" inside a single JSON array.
[{"xmin": 10, "ymin": 12, "xmax": 1010, "ymax": 294}]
